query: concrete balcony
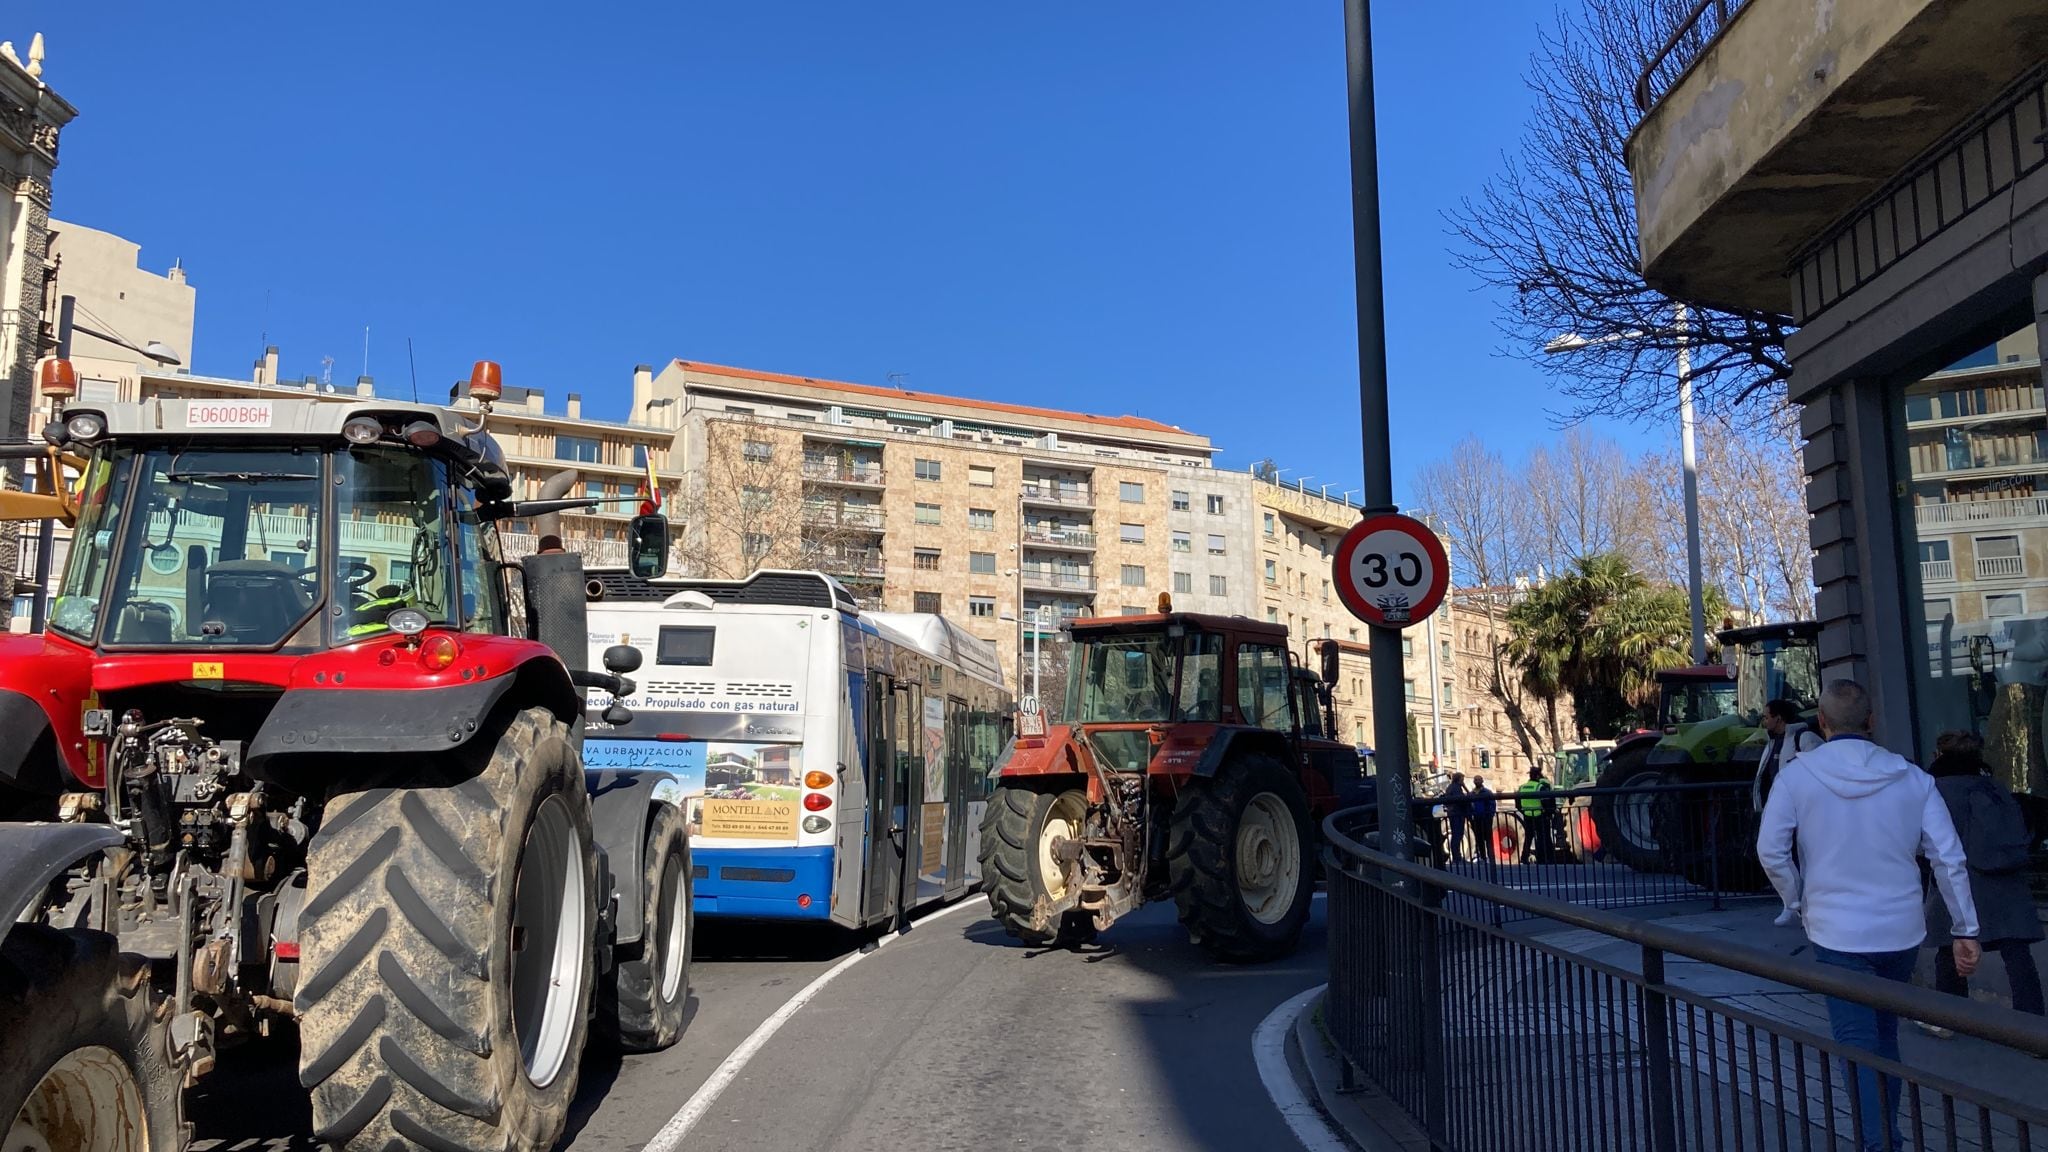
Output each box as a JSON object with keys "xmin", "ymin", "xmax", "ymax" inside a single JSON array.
[
  {"xmin": 1627, "ymin": 0, "xmax": 2048, "ymax": 317},
  {"xmin": 1975, "ymin": 554, "xmax": 2026, "ymax": 579},
  {"xmin": 1022, "ymin": 527, "xmax": 1097, "ymax": 552},
  {"xmin": 1020, "ymin": 485, "xmax": 1092, "ymax": 509},
  {"xmin": 801, "ymin": 504, "xmax": 886, "ymax": 532},
  {"xmin": 1914, "ymin": 496, "xmax": 2048, "ymax": 530},
  {"xmin": 1021, "ymin": 567, "xmax": 1097, "ymax": 593},
  {"xmin": 1922, "ymin": 558, "xmax": 1956, "ymax": 583},
  {"xmin": 800, "ymin": 460, "xmax": 887, "ymax": 489},
  {"xmin": 817, "ymin": 550, "xmax": 886, "ymax": 579}
]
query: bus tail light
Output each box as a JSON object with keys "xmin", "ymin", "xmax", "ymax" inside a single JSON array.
[
  {"xmin": 803, "ymin": 770, "xmax": 833, "ymax": 789},
  {"xmin": 796, "ymin": 893, "xmax": 813, "ymax": 909},
  {"xmin": 802, "ymin": 793, "xmax": 831, "ymax": 812},
  {"xmin": 802, "ymin": 815, "xmax": 830, "ymax": 834}
]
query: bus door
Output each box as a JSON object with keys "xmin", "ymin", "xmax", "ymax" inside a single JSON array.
[
  {"xmin": 895, "ymin": 679, "xmax": 929, "ymax": 918},
  {"xmin": 944, "ymin": 697, "xmax": 971, "ymax": 897},
  {"xmin": 863, "ymin": 675, "xmax": 902, "ymax": 926}
]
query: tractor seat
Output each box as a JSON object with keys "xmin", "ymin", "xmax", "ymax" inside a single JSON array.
[
  {"xmin": 198, "ymin": 560, "xmax": 313, "ymax": 643},
  {"xmin": 113, "ymin": 601, "xmax": 177, "ymax": 644}
]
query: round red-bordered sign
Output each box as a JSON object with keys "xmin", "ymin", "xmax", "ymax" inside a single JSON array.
[{"xmin": 1332, "ymin": 513, "xmax": 1450, "ymax": 629}]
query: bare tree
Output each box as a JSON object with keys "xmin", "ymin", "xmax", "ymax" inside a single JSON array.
[
  {"xmin": 1525, "ymin": 428, "xmax": 1636, "ymax": 569},
  {"xmin": 678, "ymin": 418, "xmax": 871, "ymax": 580},
  {"xmin": 1450, "ymin": 0, "xmax": 1794, "ymax": 425}
]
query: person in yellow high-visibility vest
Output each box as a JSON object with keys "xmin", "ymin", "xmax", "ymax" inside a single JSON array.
[{"xmin": 1516, "ymin": 765, "xmax": 1559, "ymax": 864}]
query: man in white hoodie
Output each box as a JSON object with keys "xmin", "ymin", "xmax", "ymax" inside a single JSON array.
[{"xmin": 1757, "ymin": 679, "xmax": 1980, "ymax": 1152}]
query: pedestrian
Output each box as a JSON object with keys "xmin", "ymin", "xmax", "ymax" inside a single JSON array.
[
  {"xmin": 1757, "ymin": 680, "xmax": 1979, "ymax": 1152},
  {"xmin": 1469, "ymin": 776, "xmax": 1497, "ymax": 864},
  {"xmin": 1755, "ymin": 698, "xmax": 1823, "ymax": 927},
  {"xmin": 1440, "ymin": 771, "xmax": 1471, "ymax": 864},
  {"xmin": 1918, "ymin": 730, "xmax": 2043, "ymax": 1030},
  {"xmin": 1516, "ymin": 765, "xmax": 1557, "ymax": 864}
]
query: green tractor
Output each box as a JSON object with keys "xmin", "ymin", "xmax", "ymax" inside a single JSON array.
[
  {"xmin": 1646, "ymin": 622, "xmax": 1823, "ymax": 889},
  {"xmin": 1586, "ymin": 663, "xmax": 1736, "ymax": 872}
]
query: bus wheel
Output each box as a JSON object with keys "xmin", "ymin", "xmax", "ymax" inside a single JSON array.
[
  {"xmin": 596, "ymin": 802, "xmax": 692, "ymax": 1053},
  {"xmin": 980, "ymin": 785, "xmax": 1094, "ymax": 947}
]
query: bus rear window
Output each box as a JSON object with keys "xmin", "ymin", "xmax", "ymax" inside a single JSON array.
[{"xmin": 657, "ymin": 625, "xmax": 715, "ymax": 665}]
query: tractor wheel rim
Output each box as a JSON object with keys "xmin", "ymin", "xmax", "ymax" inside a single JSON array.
[
  {"xmin": 1036, "ymin": 792, "xmax": 1087, "ymax": 901},
  {"xmin": 659, "ymin": 853, "xmax": 689, "ymax": 1003},
  {"xmin": 511, "ymin": 794, "xmax": 587, "ymax": 1089},
  {"xmin": 1618, "ymin": 771, "xmax": 1664, "ymax": 850},
  {"xmin": 1236, "ymin": 793, "xmax": 1300, "ymax": 925},
  {"xmin": 6, "ymin": 1046, "xmax": 147, "ymax": 1152}
]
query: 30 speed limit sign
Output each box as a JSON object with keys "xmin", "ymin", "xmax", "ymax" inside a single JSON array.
[{"xmin": 1332, "ymin": 513, "xmax": 1450, "ymax": 628}]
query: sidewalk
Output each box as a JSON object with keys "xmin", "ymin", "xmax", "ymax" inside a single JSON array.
[{"xmin": 1294, "ymin": 898, "xmax": 2048, "ymax": 1152}]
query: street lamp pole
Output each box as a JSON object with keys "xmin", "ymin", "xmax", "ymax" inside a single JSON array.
[
  {"xmin": 1342, "ymin": 0, "xmax": 1416, "ymax": 882},
  {"xmin": 1674, "ymin": 304, "xmax": 1707, "ymax": 664}
]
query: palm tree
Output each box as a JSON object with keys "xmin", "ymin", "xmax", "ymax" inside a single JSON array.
[{"xmin": 1505, "ymin": 553, "xmax": 1717, "ymax": 739}]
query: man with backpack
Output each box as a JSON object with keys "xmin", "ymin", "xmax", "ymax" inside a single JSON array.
[{"xmin": 1919, "ymin": 730, "xmax": 2043, "ymax": 1024}]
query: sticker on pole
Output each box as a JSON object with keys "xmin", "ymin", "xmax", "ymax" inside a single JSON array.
[{"xmin": 1333, "ymin": 513, "xmax": 1449, "ymax": 629}]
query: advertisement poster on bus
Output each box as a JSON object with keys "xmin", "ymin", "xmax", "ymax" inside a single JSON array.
[
  {"xmin": 584, "ymin": 738, "xmax": 802, "ymax": 842},
  {"xmin": 920, "ymin": 697, "xmax": 949, "ymax": 887}
]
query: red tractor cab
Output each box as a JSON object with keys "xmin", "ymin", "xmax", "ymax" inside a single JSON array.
[{"xmin": 979, "ymin": 605, "xmax": 1358, "ymax": 961}]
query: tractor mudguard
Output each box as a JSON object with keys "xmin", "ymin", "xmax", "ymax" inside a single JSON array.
[
  {"xmin": 586, "ymin": 768, "xmax": 679, "ymax": 950},
  {"xmin": 0, "ymin": 823, "xmax": 121, "ymax": 927},
  {"xmin": 0, "ymin": 690, "xmax": 65, "ymax": 795},
  {"xmin": 244, "ymin": 657, "xmax": 578, "ymax": 775},
  {"xmin": 1192, "ymin": 726, "xmax": 1293, "ymax": 778}
]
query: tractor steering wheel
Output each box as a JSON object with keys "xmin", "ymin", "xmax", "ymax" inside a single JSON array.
[{"xmin": 302, "ymin": 561, "xmax": 379, "ymax": 595}]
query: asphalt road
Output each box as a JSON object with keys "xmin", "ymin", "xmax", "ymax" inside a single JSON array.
[{"xmin": 188, "ymin": 897, "xmax": 1330, "ymax": 1152}]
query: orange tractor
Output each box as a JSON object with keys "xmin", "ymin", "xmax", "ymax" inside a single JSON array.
[{"xmin": 979, "ymin": 605, "xmax": 1362, "ymax": 961}]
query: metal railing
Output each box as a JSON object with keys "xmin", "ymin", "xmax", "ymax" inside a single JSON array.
[
  {"xmin": 1022, "ymin": 527, "xmax": 1097, "ymax": 549},
  {"xmin": 1020, "ymin": 567, "xmax": 1096, "ymax": 592},
  {"xmin": 799, "ymin": 460, "xmax": 886, "ymax": 486},
  {"xmin": 800, "ymin": 504, "xmax": 885, "ymax": 530},
  {"xmin": 1019, "ymin": 485, "xmax": 1092, "ymax": 508},
  {"xmin": 1633, "ymin": 0, "xmax": 1755, "ymax": 113},
  {"xmin": 817, "ymin": 550, "xmax": 885, "ymax": 578},
  {"xmin": 1916, "ymin": 497, "xmax": 2048, "ymax": 529},
  {"xmin": 1324, "ymin": 804, "xmax": 2048, "ymax": 1152}
]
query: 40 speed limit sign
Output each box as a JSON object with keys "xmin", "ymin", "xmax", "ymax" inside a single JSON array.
[{"xmin": 1332, "ymin": 513, "xmax": 1450, "ymax": 628}]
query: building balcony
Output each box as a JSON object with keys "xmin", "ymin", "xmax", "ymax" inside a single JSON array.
[
  {"xmin": 817, "ymin": 550, "xmax": 886, "ymax": 579},
  {"xmin": 1020, "ymin": 485, "xmax": 1092, "ymax": 509},
  {"xmin": 1021, "ymin": 567, "xmax": 1097, "ymax": 593},
  {"xmin": 1022, "ymin": 527, "xmax": 1097, "ymax": 551},
  {"xmin": 1914, "ymin": 496, "xmax": 2048, "ymax": 530},
  {"xmin": 1975, "ymin": 555, "xmax": 2026, "ymax": 579},
  {"xmin": 1626, "ymin": 0, "xmax": 2048, "ymax": 318},
  {"xmin": 801, "ymin": 504, "xmax": 886, "ymax": 532},
  {"xmin": 800, "ymin": 460, "xmax": 887, "ymax": 488},
  {"xmin": 1923, "ymin": 559, "xmax": 1956, "ymax": 583}
]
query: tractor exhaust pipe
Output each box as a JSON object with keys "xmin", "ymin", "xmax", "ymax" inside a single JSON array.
[{"xmin": 532, "ymin": 469, "xmax": 580, "ymax": 545}]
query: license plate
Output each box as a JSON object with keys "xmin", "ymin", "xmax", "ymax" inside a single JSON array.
[{"xmin": 186, "ymin": 401, "xmax": 273, "ymax": 428}]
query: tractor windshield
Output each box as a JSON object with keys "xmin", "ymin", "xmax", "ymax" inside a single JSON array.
[
  {"xmin": 47, "ymin": 443, "xmax": 458, "ymax": 649},
  {"xmin": 54, "ymin": 447, "xmax": 326, "ymax": 647},
  {"xmin": 1659, "ymin": 679, "xmax": 1738, "ymax": 727},
  {"xmin": 1064, "ymin": 630, "xmax": 1180, "ymax": 723},
  {"xmin": 1735, "ymin": 636, "xmax": 1821, "ymax": 722}
]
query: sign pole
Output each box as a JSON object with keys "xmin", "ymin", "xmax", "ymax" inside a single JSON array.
[{"xmin": 1341, "ymin": 0, "xmax": 1414, "ymax": 884}]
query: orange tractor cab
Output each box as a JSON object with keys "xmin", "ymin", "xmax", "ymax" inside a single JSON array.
[{"xmin": 979, "ymin": 604, "xmax": 1362, "ymax": 961}]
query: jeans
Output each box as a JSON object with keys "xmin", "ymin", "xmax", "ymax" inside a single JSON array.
[
  {"xmin": 1934, "ymin": 938, "xmax": 2046, "ymax": 1016},
  {"xmin": 1447, "ymin": 815, "xmax": 1468, "ymax": 862},
  {"xmin": 1814, "ymin": 945, "xmax": 1919, "ymax": 1152}
]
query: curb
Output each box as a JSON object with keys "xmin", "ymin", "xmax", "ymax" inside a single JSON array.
[{"xmin": 1287, "ymin": 992, "xmax": 1431, "ymax": 1152}]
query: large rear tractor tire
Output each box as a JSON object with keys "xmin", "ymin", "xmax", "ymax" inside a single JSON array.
[
  {"xmin": 1588, "ymin": 743, "xmax": 1669, "ymax": 874},
  {"xmin": 296, "ymin": 706, "xmax": 598, "ymax": 1152},
  {"xmin": 979, "ymin": 785, "xmax": 1097, "ymax": 947},
  {"xmin": 1166, "ymin": 755, "xmax": 1315, "ymax": 964},
  {"xmin": 0, "ymin": 925, "xmax": 183, "ymax": 1152},
  {"xmin": 596, "ymin": 802, "xmax": 693, "ymax": 1052}
]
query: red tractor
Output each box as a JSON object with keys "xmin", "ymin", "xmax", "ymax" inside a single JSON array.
[
  {"xmin": 979, "ymin": 605, "xmax": 1361, "ymax": 961},
  {"xmin": 0, "ymin": 367, "xmax": 692, "ymax": 1152}
]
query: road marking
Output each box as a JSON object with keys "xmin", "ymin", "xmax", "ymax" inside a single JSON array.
[
  {"xmin": 1252, "ymin": 984, "xmax": 1353, "ymax": 1152},
  {"xmin": 643, "ymin": 898, "xmax": 985, "ymax": 1151}
]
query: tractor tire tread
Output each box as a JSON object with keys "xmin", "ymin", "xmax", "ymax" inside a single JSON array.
[{"xmin": 1166, "ymin": 754, "xmax": 1315, "ymax": 964}]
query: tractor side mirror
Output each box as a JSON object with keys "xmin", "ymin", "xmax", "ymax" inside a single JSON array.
[
  {"xmin": 1319, "ymin": 639, "xmax": 1340, "ymax": 685},
  {"xmin": 628, "ymin": 514, "xmax": 669, "ymax": 579},
  {"xmin": 603, "ymin": 644, "xmax": 642, "ymax": 675}
]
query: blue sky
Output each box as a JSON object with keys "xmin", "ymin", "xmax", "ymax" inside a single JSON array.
[{"xmin": 22, "ymin": 2, "xmax": 1643, "ymax": 500}]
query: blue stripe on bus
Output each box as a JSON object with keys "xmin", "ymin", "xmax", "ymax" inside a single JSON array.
[{"xmin": 693, "ymin": 845, "xmax": 835, "ymax": 921}]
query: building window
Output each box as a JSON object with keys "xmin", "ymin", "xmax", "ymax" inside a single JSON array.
[
  {"xmin": 915, "ymin": 503, "xmax": 942, "ymax": 525},
  {"xmin": 969, "ymin": 596, "xmax": 996, "ymax": 618},
  {"xmin": 1210, "ymin": 574, "xmax": 1228, "ymax": 596},
  {"xmin": 1207, "ymin": 495, "xmax": 1225, "ymax": 515},
  {"xmin": 1443, "ymin": 680, "xmax": 1455, "ymax": 708},
  {"xmin": 967, "ymin": 551, "xmax": 996, "ymax": 574},
  {"xmin": 1262, "ymin": 512, "xmax": 1275, "ymax": 536},
  {"xmin": 1924, "ymin": 597, "xmax": 1955, "ymax": 622},
  {"xmin": 1264, "ymin": 559, "xmax": 1277, "ymax": 584},
  {"xmin": 914, "ymin": 591, "xmax": 942, "ymax": 613},
  {"xmin": 1404, "ymin": 678, "xmax": 1418, "ymax": 702},
  {"xmin": 1402, "ymin": 637, "xmax": 1414, "ymax": 658},
  {"xmin": 1266, "ymin": 606, "xmax": 1280, "ymax": 623},
  {"xmin": 1173, "ymin": 571, "xmax": 1193, "ymax": 593},
  {"xmin": 1119, "ymin": 523, "xmax": 1144, "ymax": 544},
  {"xmin": 741, "ymin": 484, "xmax": 773, "ymax": 512},
  {"xmin": 969, "ymin": 465, "xmax": 995, "ymax": 487},
  {"xmin": 1208, "ymin": 534, "xmax": 1226, "ymax": 555},
  {"xmin": 743, "ymin": 439, "xmax": 774, "ymax": 461},
  {"xmin": 1121, "ymin": 564, "xmax": 1146, "ymax": 587},
  {"xmin": 633, "ymin": 444, "xmax": 650, "ymax": 467},
  {"xmin": 968, "ymin": 508, "xmax": 995, "ymax": 531},
  {"xmin": 1975, "ymin": 534, "xmax": 2024, "ymax": 578},
  {"xmin": 1172, "ymin": 531, "xmax": 1192, "ymax": 553},
  {"xmin": 914, "ymin": 548, "xmax": 941, "ymax": 571},
  {"xmin": 556, "ymin": 435, "xmax": 600, "ymax": 463},
  {"xmin": 1120, "ymin": 481, "xmax": 1145, "ymax": 503},
  {"xmin": 915, "ymin": 459, "xmax": 941, "ymax": 482},
  {"xmin": 1121, "ymin": 606, "xmax": 1147, "ymax": 616},
  {"xmin": 743, "ymin": 533, "xmax": 772, "ymax": 561},
  {"xmin": 1349, "ymin": 628, "xmax": 1359, "ymax": 641},
  {"xmin": 1986, "ymin": 592, "xmax": 2026, "ymax": 617},
  {"xmin": 1172, "ymin": 490, "xmax": 1191, "ymax": 512}
]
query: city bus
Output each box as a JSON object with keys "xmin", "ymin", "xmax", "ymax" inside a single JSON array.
[{"xmin": 582, "ymin": 568, "xmax": 1013, "ymax": 926}]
